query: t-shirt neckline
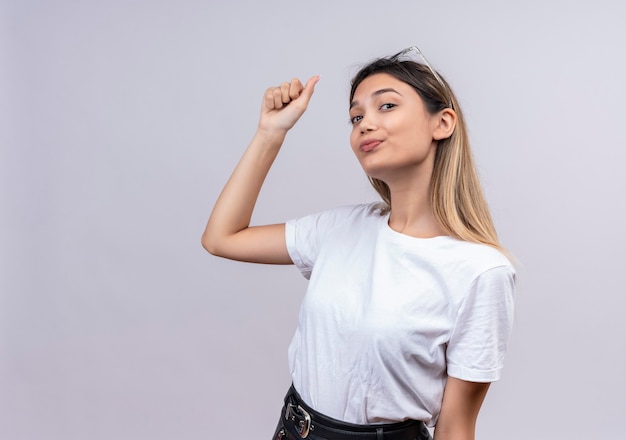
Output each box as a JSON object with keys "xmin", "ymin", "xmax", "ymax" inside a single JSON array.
[{"xmin": 380, "ymin": 211, "xmax": 455, "ymax": 243}]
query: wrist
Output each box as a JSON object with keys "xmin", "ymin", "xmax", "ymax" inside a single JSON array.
[{"xmin": 254, "ymin": 126, "xmax": 288, "ymax": 145}]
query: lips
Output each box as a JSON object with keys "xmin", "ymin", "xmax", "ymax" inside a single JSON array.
[{"xmin": 359, "ymin": 139, "xmax": 382, "ymax": 152}]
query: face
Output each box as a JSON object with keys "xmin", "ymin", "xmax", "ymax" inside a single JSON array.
[{"xmin": 349, "ymin": 73, "xmax": 440, "ymax": 184}]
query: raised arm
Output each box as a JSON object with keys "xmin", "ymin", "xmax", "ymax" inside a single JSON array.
[{"xmin": 201, "ymin": 76, "xmax": 319, "ymax": 264}]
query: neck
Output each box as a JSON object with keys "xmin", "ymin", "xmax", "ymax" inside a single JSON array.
[{"xmin": 385, "ymin": 162, "xmax": 447, "ymax": 239}]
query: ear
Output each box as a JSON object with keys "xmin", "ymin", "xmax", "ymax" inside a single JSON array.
[{"xmin": 432, "ymin": 108, "xmax": 457, "ymax": 141}]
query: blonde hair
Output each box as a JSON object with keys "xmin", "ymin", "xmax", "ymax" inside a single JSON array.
[{"xmin": 350, "ymin": 58, "xmax": 505, "ymax": 253}]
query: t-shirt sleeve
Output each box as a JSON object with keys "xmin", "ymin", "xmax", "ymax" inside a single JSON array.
[
  {"xmin": 284, "ymin": 213, "xmax": 319, "ymax": 280},
  {"xmin": 446, "ymin": 265, "xmax": 516, "ymax": 382},
  {"xmin": 285, "ymin": 204, "xmax": 366, "ymax": 280}
]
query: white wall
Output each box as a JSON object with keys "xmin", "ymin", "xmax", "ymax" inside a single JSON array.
[{"xmin": 2, "ymin": 0, "xmax": 625, "ymax": 439}]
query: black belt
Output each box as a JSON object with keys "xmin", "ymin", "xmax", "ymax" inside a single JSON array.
[{"xmin": 277, "ymin": 385, "xmax": 432, "ymax": 440}]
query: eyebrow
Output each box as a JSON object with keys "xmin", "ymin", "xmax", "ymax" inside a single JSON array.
[{"xmin": 350, "ymin": 88, "xmax": 403, "ymax": 109}]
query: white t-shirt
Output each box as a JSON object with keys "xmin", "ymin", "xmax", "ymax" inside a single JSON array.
[{"xmin": 284, "ymin": 203, "xmax": 515, "ymax": 427}]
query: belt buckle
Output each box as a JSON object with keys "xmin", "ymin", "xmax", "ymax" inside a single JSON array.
[{"xmin": 285, "ymin": 403, "xmax": 312, "ymax": 438}]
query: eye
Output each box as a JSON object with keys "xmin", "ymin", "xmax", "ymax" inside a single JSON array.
[
  {"xmin": 349, "ymin": 115, "xmax": 363, "ymax": 125},
  {"xmin": 380, "ymin": 103, "xmax": 396, "ymax": 110}
]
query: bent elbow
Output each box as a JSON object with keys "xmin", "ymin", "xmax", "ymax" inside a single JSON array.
[{"xmin": 201, "ymin": 233, "xmax": 220, "ymax": 256}]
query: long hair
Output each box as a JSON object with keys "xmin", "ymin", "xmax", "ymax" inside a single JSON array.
[{"xmin": 350, "ymin": 57, "xmax": 504, "ymax": 252}]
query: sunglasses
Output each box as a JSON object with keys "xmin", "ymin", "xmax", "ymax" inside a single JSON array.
[{"xmin": 389, "ymin": 46, "xmax": 454, "ymax": 109}]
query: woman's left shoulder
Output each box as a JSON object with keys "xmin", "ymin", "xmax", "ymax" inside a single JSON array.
[{"xmin": 443, "ymin": 239, "xmax": 515, "ymax": 279}]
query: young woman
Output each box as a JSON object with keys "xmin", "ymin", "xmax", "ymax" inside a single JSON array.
[{"xmin": 202, "ymin": 47, "xmax": 515, "ymax": 440}]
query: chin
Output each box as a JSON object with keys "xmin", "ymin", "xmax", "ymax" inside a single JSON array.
[
  {"xmin": 362, "ymin": 168, "xmax": 393, "ymax": 183},
  {"xmin": 358, "ymin": 159, "xmax": 400, "ymax": 181}
]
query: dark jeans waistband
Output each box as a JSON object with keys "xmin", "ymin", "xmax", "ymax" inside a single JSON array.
[{"xmin": 275, "ymin": 385, "xmax": 431, "ymax": 440}]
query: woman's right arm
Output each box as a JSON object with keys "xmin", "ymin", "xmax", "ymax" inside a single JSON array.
[{"xmin": 201, "ymin": 76, "xmax": 319, "ymax": 264}]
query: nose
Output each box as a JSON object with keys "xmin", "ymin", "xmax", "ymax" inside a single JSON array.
[{"xmin": 359, "ymin": 114, "xmax": 378, "ymax": 134}]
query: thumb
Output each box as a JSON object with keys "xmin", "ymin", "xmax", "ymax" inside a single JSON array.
[{"xmin": 298, "ymin": 75, "xmax": 320, "ymax": 104}]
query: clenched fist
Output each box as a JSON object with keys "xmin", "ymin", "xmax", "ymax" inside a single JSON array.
[{"xmin": 258, "ymin": 75, "xmax": 320, "ymax": 134}]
